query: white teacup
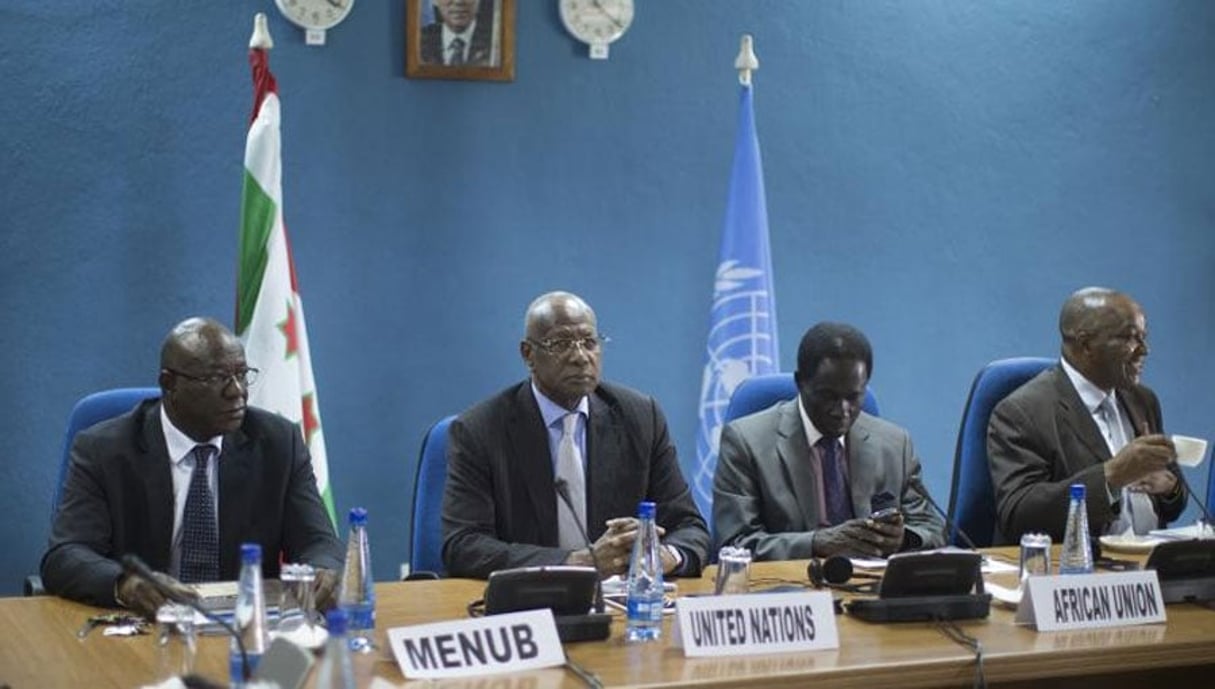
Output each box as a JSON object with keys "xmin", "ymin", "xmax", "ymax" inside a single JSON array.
[{"xmin": 1171, "ymin": 435, "xmax": 1209, "ymax": 467}]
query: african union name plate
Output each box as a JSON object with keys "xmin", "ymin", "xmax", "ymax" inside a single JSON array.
[{"xmin": 1015, "ymin": 571, "xmax": 1166, "ymax": 632}]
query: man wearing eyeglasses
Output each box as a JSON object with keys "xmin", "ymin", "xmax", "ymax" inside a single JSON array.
[
  {"xmin": 41, "ymin": 317, "xmax": 343, "ymax": 618},
  {"xmin": 442, "ymin": 291, "xmax": 710, "ymax": 579}
]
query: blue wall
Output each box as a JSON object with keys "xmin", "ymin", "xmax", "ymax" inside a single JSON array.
[{"xmin": 2, "ymin": 1, "xmax": 1212, "ymax": 594}]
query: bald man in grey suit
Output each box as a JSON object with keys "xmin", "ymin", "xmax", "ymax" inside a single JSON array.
[{"xmin": 714, "ymin": 323, "xmax": 945, "ymax": 561}]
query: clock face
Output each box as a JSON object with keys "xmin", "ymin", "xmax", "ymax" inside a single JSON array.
[
  {"xmin": 275, "ymin": 0, "xmax": 356, "ymax": 31},
  {"xmin": 559, "ymin": 0, "xmax": 634, "ymax": 46}
]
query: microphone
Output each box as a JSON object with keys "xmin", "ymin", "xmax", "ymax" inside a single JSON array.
[
  {"xmin": 554, "ymin": 479, "xmax": 605, "ymax": 614},
  {"xmin": 1173, "ymin": 465, "xmax": 1214, "ymax": 529},
  {"xmin": 907, "ymin": 476, "xmax": 980, "ymax": 551},
  {"xmin": 121, "ymin": 554, "xmax": 250, "ymax": 682}
]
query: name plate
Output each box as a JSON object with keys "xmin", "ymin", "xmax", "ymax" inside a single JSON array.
[
  {"xmin": 387, "ymin": 609, "xmax": 565, "ymax": 679},
  {"xmin": 1015, "ymin": 571, "xmax": 1166, "ymax": 632},
  {"xmin": 671, "ymin": 591, "xmax": 838, "ymax": 657}
]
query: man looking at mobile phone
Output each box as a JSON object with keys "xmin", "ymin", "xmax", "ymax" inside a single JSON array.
[{"xmin": 713, "ymin": 322, "xmax": 946, "ymax": 560}]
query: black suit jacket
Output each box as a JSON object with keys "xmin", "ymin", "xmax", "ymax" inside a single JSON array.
[
  {"xmin": 441, "ymin": 380, "xmax": 710, "ymax": 579},
  {"xmin": 987, "ymin": 365, "xmax": 1186, "ymax": 544},
  {"xmin": 41, "ymin": 400, "xmax": 344, "ymax": 607},
  {"xmin": 419, "ymin": 19, "xmax": 494, "ymax": 66}
]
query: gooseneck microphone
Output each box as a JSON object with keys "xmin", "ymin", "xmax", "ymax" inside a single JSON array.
[
  {"xmin": 908, "ymin": 476, "xmax": 981, "ymax": 551},
  {"xmin": 554, "ymin": 478, "xmax": 606, "ymax": 615},
  {"xmin": 1173, "ymin": 466, "xmax": 1214, "ymax": 528},
  {"xmin": 120, "ymin": 554, "xmax": 250, "ymax": 682}
]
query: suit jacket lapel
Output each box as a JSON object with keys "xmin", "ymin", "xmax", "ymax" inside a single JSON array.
[
  {"xmin": 846, "ymin": 415, "xmax": 877, "ymax": 516},
  {"xmin": 1052, "ymin": 367, "xmax": 1110, "ymax": 465},
  {"xmin": 138, "ymin": 403, "xmax": 175, "ymax": 572},
  {"xmin": 1117, "ymin": 387, "xmax": 1152, "ymax": 438},
  {"xmin": 777, "ymin": 402, "xmax": 819, "ymax": 529},
  {"xmin": 587, "ymin": 392, "xmax": 625, "ymax": 540},
  {"xmin": 218, "ymin": 425, "xmax": 253, "ymax": 577},
  {"xmin": 508, "ymin": 384, "xmax": 560, "ymax": 547}
]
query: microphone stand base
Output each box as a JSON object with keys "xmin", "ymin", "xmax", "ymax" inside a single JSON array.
[{"xmin": 554, "ymin": 613, "xmax": 613, "ymax": 642}]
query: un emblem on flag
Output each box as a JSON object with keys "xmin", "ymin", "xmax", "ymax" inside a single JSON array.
[{"xmin": 693, "ymin": 260, "xmax": 779, "ymax": 508}]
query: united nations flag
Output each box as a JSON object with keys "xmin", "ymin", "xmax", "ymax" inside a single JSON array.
[{"xmin": 692, "ymin": 81, "xmax": 779, "ymax": 518}]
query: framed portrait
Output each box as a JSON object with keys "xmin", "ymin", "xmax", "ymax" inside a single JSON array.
[{"xmin": 405, "ymin": 0, "xmax": 516, "ymax": 82}]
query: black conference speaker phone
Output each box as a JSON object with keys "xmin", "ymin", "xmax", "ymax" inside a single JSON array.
[
  {"xmin": 471, "ymin": 565, "xmax": 612, "ymax": 643},
  {"xmin": 847, "ymin": 550, "xmax": 991, "ymax": 622}
]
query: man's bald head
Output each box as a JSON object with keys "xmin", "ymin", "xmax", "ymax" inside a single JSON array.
[
  {"xmin": 1058, "ymin": 287, "xmax": 1148, "ymax": 391},
  {"xmin": 158, "ymin": 317, "xmax": 250, "ymax": 442}
]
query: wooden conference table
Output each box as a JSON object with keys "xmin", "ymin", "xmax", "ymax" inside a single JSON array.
[{"xmin": 2, "ymin": 550, "xmax": 1213, "ymax": 689}]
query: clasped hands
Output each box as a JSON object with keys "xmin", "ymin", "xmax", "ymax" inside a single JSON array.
[
  {"xmin": 1104, "ymin": 434, "xmax": 1179, "ymax": 496},
  {"xmin": 564, "ymin": 517, "xmax": 677, "ymax": 577},
  {"xmin": 117, "ymin": 566, "xmax": 341, "ymax": 620}
]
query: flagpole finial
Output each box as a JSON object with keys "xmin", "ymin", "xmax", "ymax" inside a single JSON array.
[
  {"xmin": 735, "ymin": 34, "xmax": 759, "ymax": 86},
  {"xmin": 250, "ymin": 12, "xmax": 274, "ymax": 50}
]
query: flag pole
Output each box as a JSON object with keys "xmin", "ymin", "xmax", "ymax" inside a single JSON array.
[
  {"xmin": 250, "ymin": 12, "xmax": 274, "ymax": 50},
  {"xmin": 735, "ymin": 34, "xmax": 758, "ymax": 86}
]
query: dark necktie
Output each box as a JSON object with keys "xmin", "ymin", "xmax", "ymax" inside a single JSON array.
[
  {"xmin": 448, "ymin": 37, "xmax": 466, "ymax": 65},
  {"xmin": 817, "ymin": 437, "xmax": 853, "ymax": 525},
  {"xmin": 179, "ymin": 444, "xmax": 219, "ymax": 583}
]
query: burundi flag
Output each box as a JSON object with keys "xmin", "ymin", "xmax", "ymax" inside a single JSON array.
[
  {"xmin": 692, "ymin": 82, "xmax": 780, "ymax": 518},
  {"xmin": 236, "ymin": 45, "xmax": 335, "ymax": 523}
]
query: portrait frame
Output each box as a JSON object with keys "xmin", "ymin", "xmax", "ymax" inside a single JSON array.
[{"xmin": 405, "ymin": 0, "xmax": 516, "ymax": 82}]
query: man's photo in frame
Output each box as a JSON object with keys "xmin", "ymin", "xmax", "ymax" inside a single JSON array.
[
  {"xmin": 406, "ymin": 0, "xmax": 515, "ymax": 81},
  {"xmin": 421, "ymin": 0, "xmax": 500, "ymax": 67}
]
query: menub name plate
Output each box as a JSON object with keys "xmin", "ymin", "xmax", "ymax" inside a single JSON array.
[
  {"xmin": 1015, "ymin": 570, "xmax": 1166, "ymax": 632},
  {"xmin": 387, "ymin": 609, "xmax": 565, "ymax": 679},
  {"xmin": 672, "ymin": 591, "xmax": 839, "ymax": 657}
]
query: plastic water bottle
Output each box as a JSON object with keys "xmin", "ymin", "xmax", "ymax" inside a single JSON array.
[
  {"xmin": 625, "ymin": 501, "xmax": 664, "ymax": 643},
  {"xmin": 338, "ymin": 507, "xmax": 376, "ymax": 652},
  {"xmin": 1059, "ymin": 483, "xmax": 1094, "ymax": 574},
  {"xmin": 230, "ymin": 543, "xmax": 269, "ymax": 687},
  {"xmin": 315, "ymin": 608, "xmax": 356, "ymax": 689}
]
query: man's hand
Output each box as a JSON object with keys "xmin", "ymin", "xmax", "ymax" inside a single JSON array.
[
  {"xmin": 564, "ymin": 517, "xmax": 667, "ymax": 576},
  {"xmin": 1104, "ymin": 435, "xmax": 1175, "ymax": 489},
  {"xmin": 1129, "ymin": 469, "xmax": 1179, "ymax": 496},
  {"xmin": 812, "ymin": 515, "xmax": 904, "ymax": 558},
  {"xmin": 116, "ymin": 570, "xmax": 198, "ymax": 620},
  {"xmin": 312, "ymin": 567, "xmax": 340, "ymax": 612}
]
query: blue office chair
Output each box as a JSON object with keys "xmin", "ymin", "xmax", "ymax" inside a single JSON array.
[
  {"xmin": 947, "ymin": 357, "xmax": 1053, "ymax": 547},
  {"xmin": 1207, "ymin": 451, "xmax": 1215, "ymax": 517},
  {"xmin": 722, "ymin": 373, "xmax": 880, "ymax": 424},
  {"xmin": 409, "ymin": 415, "xmax": 456, "ymax": 578},
  {"xmin": 28, "ymin": 386, "xmax": 159, "ymax": 595},
  {"xmin": 52, "ymin": 387, "xmax": 161, "ymax": 519}
]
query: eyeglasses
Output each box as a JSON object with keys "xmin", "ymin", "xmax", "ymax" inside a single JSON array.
[
  {"xmin": 527, "ymin": 335, "xmax": 610, "ymax": 356},
  {"xmin": 165, "ymin": 367, "xmax": 260, "ymax": 388}
]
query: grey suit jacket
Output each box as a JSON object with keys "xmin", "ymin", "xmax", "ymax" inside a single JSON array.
[
  {"xmin": 987, "ymin": 365, "xmax": 1185, "ymax": 544},
  {"xmin": 41, "ymin": 400, "xmax": 344, "ymax": 607},
  {"xmin": 442, "ymin": 380, "xmax": 710, "ymax": 579},
  {"xmin": 713, "ymin": 400, "xmax": 945, "ymax": 561}
]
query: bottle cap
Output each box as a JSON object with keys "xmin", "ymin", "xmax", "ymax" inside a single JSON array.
[
  {"xmin": 349, "ymin": 507, "xmax": 368, "ymax": 526},
  {"xmin": 240, "ymin": 542, "xmax": 262, "ymax": 564},
  {"xmin": 326, "ymin": 608, "xmax": 349, "ymax": 635},
  {"xmin": 636, "ymin": 501, "xmax": 656, "ymax": 519},
  {"xmin": 1069, "ymin": 483, "xmax": 1086, "ymax": 500}
]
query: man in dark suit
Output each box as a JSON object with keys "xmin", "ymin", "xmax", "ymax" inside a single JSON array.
[
  {"xmin": 714, "ymin": 322, "xmax": 945, "ymax": 561},
  {"xmin": 420, "ymin": 0, "xmax": 496, "ymax": 66},
  {"xmin": 442, "ymin": 291, "xmax": 709, "ymax": 579},
  {"xmin": 41, "ymin": 318, "xmax": 343, "ymax": 618},
  {"xmin": 988, "ymin": 287, "xmax": 1185, "ymax": 543}
]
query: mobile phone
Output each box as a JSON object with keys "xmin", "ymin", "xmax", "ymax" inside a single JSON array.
[{"xmin": 869, "ymin": 506, "xmax": 901, "ymax": 523}]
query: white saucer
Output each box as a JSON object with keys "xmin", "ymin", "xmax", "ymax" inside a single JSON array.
[{"xmin": 1099, "ymin": 534, "xmax": 1163, "ymax": 554}]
